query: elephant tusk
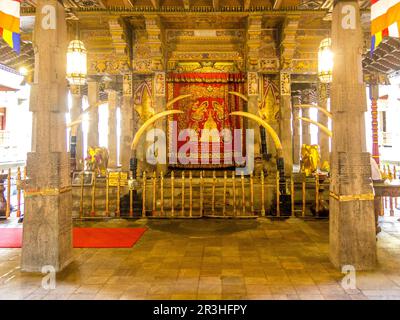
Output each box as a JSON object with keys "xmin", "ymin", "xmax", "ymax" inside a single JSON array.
[
  {"xmin": 296, "ymin": 104, "xmax": 333, "ymax": 118},
  {"xmin": 229, "ymin": 111, "xmax": 283, "ymax": 151},
  {"xmin": 228, "ymin": 91, "xmax": 249, "ymax": 102},
  {"xmin": 297, "ymin": 117, "xmax": 333, "ymax": 137},
  {"xmin": 131, "ymin": 110, "xmax": 184, "ymax": 151},
  {"xmin": 166, "ymin": 94, "xmax": 192, "ymax": 109}
]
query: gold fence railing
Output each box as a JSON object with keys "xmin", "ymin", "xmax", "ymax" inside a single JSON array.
[
  {"xmin": 71, "ymin": 170, "xmax": 332, "ymax": 220},
  {"xmin": 3, "ymin": 166, "xmax": 397, "ymax": 220},
  {"xmin": 0, "ymin": 167, "xmax": 26, "ymax": 220}
]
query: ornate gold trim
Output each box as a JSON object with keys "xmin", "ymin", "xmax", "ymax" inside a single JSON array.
[
  {"xmin": 329, "ymin": 191, "xmax": 374, "ymax": 202},
  {"xmin": 24, "ymin": 186, "xmax": 72, "ymax": 198}
]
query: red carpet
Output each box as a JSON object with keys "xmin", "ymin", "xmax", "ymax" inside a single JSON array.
[
  {"xmin": 0, "ymin": 228, "xmax": 147, "ymax": 248},
  {"xmin": 73, "ymin": 228, "xmax": 147, "ymax": 248},
  {"xmin": 0, "ymin": 228, "xmax": 23, "ymax": 248}
]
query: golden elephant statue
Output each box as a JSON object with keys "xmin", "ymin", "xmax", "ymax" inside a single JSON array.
[
  {"xmin": 300, "ymin": 144, "xmax": 321, "ymax": 176},
  {"xmin": 85, "ymin": 147, "xmax": 109, "ymax": 176}
]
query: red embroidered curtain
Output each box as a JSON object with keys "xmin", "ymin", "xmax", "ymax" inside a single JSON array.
[{"xmin": 167, "ymin": 72, "xmax": 245, "ymax": 168}]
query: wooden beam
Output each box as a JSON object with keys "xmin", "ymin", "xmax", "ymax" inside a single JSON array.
[
  {"xmin": 213, "ymin": 0, "xmax": 219, "ymax": 10},
  {"xmin": 244, "ymin": 0, "xmax": 251, "ymax": 10}
]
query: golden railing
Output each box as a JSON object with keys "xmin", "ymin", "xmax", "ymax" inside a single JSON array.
[
  {"xmin": 71, "ymin": 170, "xmax": 331, "ymax": 220},
  {"xmin": 2, "ymin": 165, "xmax": 398, "ymax": 220},
  {"xmin": 0, "ymin": 167, "xmax": 26, "ymax": 220}
]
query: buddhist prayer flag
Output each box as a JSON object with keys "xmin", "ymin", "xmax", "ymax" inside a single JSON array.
[{"xmin": 0, "ymin": 0, "xmax": 21, "ymax": 54}]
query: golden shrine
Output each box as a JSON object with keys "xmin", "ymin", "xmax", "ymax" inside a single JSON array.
[{"xmin": 0, "ymin": 0, "xmax": 389, "ymax": 276}]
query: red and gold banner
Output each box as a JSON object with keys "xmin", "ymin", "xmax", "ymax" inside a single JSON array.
[{"xmin": 167, "ymin": 72, "xmax": 245, "ymax": 168}]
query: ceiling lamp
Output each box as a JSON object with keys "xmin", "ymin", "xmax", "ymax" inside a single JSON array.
[
  {"xmin": 318, "ymin": 37, "xmax": 333, "ymax": 83},
  {"xmin": 66, "ymin": 39, "xmax": 87, "ymax": 86}
]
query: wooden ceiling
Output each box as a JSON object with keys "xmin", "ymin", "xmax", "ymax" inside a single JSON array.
[
  {"xmin": 363, "ymin": 38, "xmax": 400, "ymax": 76},
  {"xmin": 18, "ymin": 0, "xmax": 370, "ymax": 10},
  {"xmin": 0, "ymin": 0, "xmax": 374, "ymax": 76}
]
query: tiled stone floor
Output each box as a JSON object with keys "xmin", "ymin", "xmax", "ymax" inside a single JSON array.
[{"xmin": 1, "ymin": 214, "xmax": 400, "ymax": 300}]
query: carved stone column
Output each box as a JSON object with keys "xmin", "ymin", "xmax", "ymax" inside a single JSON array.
[
  {"xmin": 247, "ymin": 72, "xmax": 262, "ymax": 163},
  {"xmin": 87, "ymin": 80, "xmax": 99, "ymax": 148},
  {"xmin": 246, "ymin": 16, "xmax": 263, "ymax": 171},
  {"xmin": 120, "ymin": 74, "xmax": 133, "ymax": 171},
  {"xmin": 279, "ymin": 71, "xmax": 293, "ymax": 175},
  {"xmin": 301, "ymin": 89, "xmax": 312, "ymax": 146},
  {"xmin": 70, "ymin": 85, "xmax": 83, "ymax": 170},
  {"xmin": 318, "ymin": 82, "xmax": 330, "ymax": 164},
  {"xmin": 292, "ymin": 94, "xmax": 301, "ymax": 165},
  {"xmin": 22, "ymin": 0, "xmax": 72, "ymax": 272},
  {"xmin": 154, "ymin": 72, "xmax": 167, "ymax": 174},
  {"xmin": 329, "ymin": 0, "xmax": 377, "ymax": 270},
  {"xmin": 107, "ymin": 89, "xmax": 119, "ymax": 168}
]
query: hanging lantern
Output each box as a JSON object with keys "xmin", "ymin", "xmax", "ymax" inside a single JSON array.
[
  {"xmin": 318, "ymin": 38, "xmax": 333, "ymax": 83},
  {"xmin": 66, "ymin": 40, "xmax": 87, "ymax": 86}
]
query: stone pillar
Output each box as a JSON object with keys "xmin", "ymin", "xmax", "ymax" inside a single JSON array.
[
  {"xmin": 22, "ymin": 0, "xmax": 72, "ymax": 272},
  {"xmin": 87, "ymin": 80, "xmax": 99, "ymax": 148},
  {"xmin": 120, "ymin": 74, "xmax": 133, "ymax": 171},
  {"xmin": 292, "ymin": 94, "xmax": 301, "ymax": 165},
  {"xmin": 301, "ymin": 89, "xmax": 311, "ymax": 145},
  {"xmin": 246, "ymin": 16, "xmax": 263, "ymax": 172},
  {"xmin": 318, "ymin": 82, "xmax": 330, "ymax": 164},
  {"xmin": 279, "ymin": 71, "xmax": 293, "ymax": 175},
  {"xmin": 247, "ymin": 95, "xmax": 261, "ymax": 159},
  {"xmin": 247, "ymin": 72, "xmax": 262, "ymax": 171},
  {"xmin": 107, "ymin": 89, "xmax": 119, "ymax": 168},
  {"xmin": 70, "ymin": 85, "xmax": 83, "ymax": 170},
  {"xmin": 154, "ymin": 72, "xmax": 167, "ymax": 174},
  {"xmin": 329, "ymin": 0, "xmax": 377, "ymax": 270}
]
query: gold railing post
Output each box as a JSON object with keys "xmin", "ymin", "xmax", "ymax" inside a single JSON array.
[
  {"xmin": 276, "ymin": 171, "xmax": 280, "ymax": 217},
  {"xmin": 390, "ymin": 197, "xmax": 395, "ymax": 216},
  {"xmin": 241, "ymin": 172, "xmax": 245, "ymax": 215},
  {"xmin": 212, "ymin": 170, "xmax": 216, "ymax": 215},
  {"xmin": 90, "ymin": 173, "xmax": 97, "ymax": 217},
  {"xmin": 129, "ymin": 174, "xmax": 133, "ymax": 218},
  {"xmin": 142, "ymin": 171, "xmax": 146, "ymax": 218},
  {"xmin": 23, "ymin": 166, "xmax": 26, "ymax": 217},
  {"xmin": 302, "ymin": 179, "xmax": 306, "ymax": 218},
  {"xmin": 395, "ymin": 165, "xmax": 398, "ymax": 208},
  {"xmin": 199, "ymin": 171, "xmax": 203, "ymax": 217},
  {"xmin": 152, "ymin": 171, "xmax": 157, "ymax": 215},
  {"xmin": 171, "ymin": 171, "xmax": 175, "ymax": 217},
  {"xmin": 181, "ymin": 171, "xmax": 185, "ymax": 216},
  {"xmin": 160, "ymin": 171, "xmax": 164, "ymax": 216},
  {"xmin": 291, "ymin": 176, "xmax": 295, "ymax": 218},
  {"xmin": 6, "ymin": 168, "xmax": 11, "ymax": 218},
  {"xmin": 250, "ymin": 172, "xmax": 254, "ymax": 215},
  {"xmin": 189, "ymin": 171, "xmax": 193, "ymax": 217},
  {"xmin": 315, "ymin": 174, "xmax": 319, "ymax": 217},
  {"xmin": 105, "ymin": 171, "xmax": 110, "ymax": 216},
  {"xmin": 223, "ymin": 171, "xmax": 227, "ymax": 216},
  {"xmin": 232, "ymin": 171, "xmax": 236, "ymax": 216},
  {"xmin": 16, "ymin": 167, "xmax": 21, "ymax": 218},
  {"xmin": 79, "ymin": 172, "xmax": 84, "ymax": 218},
  {"xmin": 261, "ymin": 171, "xmax": 265, "ymax": 216},
  {"xmin": 116, "ymin": 172, "xmax": 121, "ymax": 218}
]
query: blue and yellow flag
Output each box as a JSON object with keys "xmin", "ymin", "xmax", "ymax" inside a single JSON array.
[{"xmin": 0, "ymin": 0, "xmax": 21, "ymax": 54}]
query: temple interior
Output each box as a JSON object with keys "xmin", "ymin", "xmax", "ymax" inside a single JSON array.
[{"xmin": 1, "ymin": 0, "xmax": 400, "ymax": 301}]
